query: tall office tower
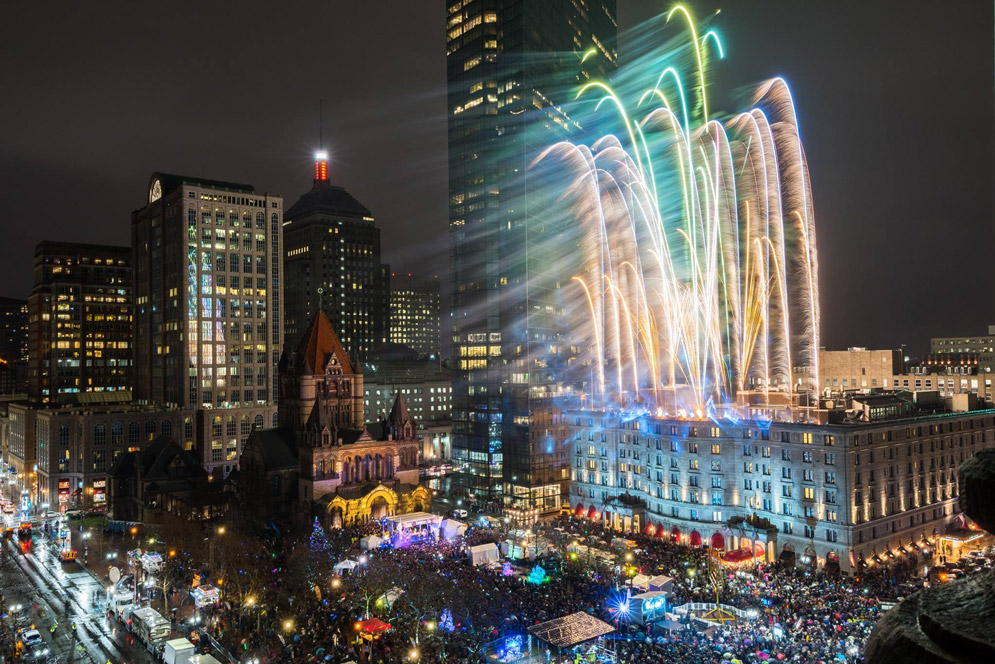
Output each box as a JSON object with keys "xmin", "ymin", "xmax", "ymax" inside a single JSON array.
[
  {"xmin": 447, "ymin": 0, "xmax": 617, "ymax": 511},
  {"xmin": 0, "ymin": 297, "xmax": 28, "ymax": 394},
  {"xmin": 132, "ymin": 174, "xmax": 282, "ymax": 474},
  {"xmin": 0, "ymin": 297, "xmax": 28, "ymax": 364},
  {"xmin": 389, "ymin": 273, "xmax": 441, "ymax": 359},
  {"xmin": 26, "ymin": 242, "xmax": 132, "ymax": 403},
  {"xmin": 283, "ymin": 152, "xmax": 389, "ymax": 361}
]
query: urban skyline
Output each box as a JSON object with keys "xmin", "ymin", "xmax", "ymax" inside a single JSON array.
[
  {"xmin": 1, "ymin": 2, "xmax": 992, "ymax": 356},
  {"xmin": 0, "ymin": 3, "xmax": 993, "ymax": 664}
]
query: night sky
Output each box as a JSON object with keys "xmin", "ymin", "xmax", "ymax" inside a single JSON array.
[{"xmin": 2, "ymin": 1, "xmax": 991, "ymax": 356}]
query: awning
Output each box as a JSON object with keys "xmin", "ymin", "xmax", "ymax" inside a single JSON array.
[
  {"xmin": 722, "ymin": 548, "xmax": 755, "ymax": 564},
  {"xmin": 355, "ymin": 618, "xmax": 391, "ymax": 636}
]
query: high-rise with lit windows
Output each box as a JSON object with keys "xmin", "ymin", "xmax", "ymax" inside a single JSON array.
[
  {"xmin": 26, "ymin": 242, "xmax": 132, "ymax": 404},
  {"xmin": 0, "ymin": 296, "xmax": 28, "ymax": 394},
  {"xmin": 282, "ymin": 152, "xmax": 389, "ymax": 361},
  {"xmin": 389, "ymin": 273, "xmax": 441, "ymax": 359},
  {"xmin": 447, "ymin": 0, "xmax": 617, "ymax": 510},
  {"xmin": 132, "ymin": 173, "xmax": 281, "ymax": 475}
]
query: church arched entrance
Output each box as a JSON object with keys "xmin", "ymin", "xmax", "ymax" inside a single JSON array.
[{"xmin": 370, "ymin": 495, "xmax": 389, "ymax": 521}]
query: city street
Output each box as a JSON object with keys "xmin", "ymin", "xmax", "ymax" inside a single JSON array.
[{"xmin": 2, "ymin": 524, "xmax": 155, "ymax": 663}]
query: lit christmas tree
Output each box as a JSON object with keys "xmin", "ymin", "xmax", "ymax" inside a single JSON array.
[
  {"xmin": 309, "ymin": 517, "xmax": 329, "ymax": 552},
  {"xmin": 306, "ymin": 517, "xmax": 331, "ymax": 592},
  {"xmin": 439, "ymin": 608, "xmax": 455, "ymax": 633}
]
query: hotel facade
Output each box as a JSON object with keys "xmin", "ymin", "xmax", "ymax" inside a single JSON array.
[{"xmin": 569, "ymin": 398, "xmax": 995, "ymax": 575}]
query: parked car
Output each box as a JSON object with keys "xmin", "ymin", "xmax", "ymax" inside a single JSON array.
[
  {"xmin": 20, "ymin": 629, "xmax": 43, "ymax": 648},
  {"xmin": 64, "ymin": 509, "xmax": 84, "ymax": 520},
  {"xmin": 452, "ymin": 509, "xmax": 468, "ymax": 519}
]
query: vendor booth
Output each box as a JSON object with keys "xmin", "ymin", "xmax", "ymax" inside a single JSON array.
[
  {"xmin": 440, "ymin": 519, "xmax": 467, "ymax": 542},
  {"xmin": 468, "ymin": 542, "xmax": 501, "ymax": 567},
  {"xmin": 630, "ymin": 591, "xmax": 668, "ymax": 625},
  {"xmin": 501, "ymin": 539, "xmax": 526, "ymax": 560},
  {"xmin": 334, "ymin": 559, "xmax": 359, "ymax": 575},
  {"xmin": 359, "ymin": 535, "xmax": 383, "ymax": 550},
  {"xmin": 648, "ymin": 575, "xmax": 674, "ymax": 594},
  {"xmin": 139, "ymin": 552, "xmax": 163, "ymax": 573},
  {"xmin": 190, "ymin": 585, "xmax": 220, "ymax": 608},
  {"xmin": 503, "ymin": 535, "xmax": 551, "ymax": 560},
  {"xmin": 566, "ymin": 542, "xmax": 615, "ymax": 566}
]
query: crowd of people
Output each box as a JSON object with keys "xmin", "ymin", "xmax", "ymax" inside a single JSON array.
[{"xmin": 156, "ymin": 513, "xmax": 946, "ymax": 664}]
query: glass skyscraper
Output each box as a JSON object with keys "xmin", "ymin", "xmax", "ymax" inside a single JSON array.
[{"xmin": 447, "ymin": 0, "xmax": 616, "ymax": 511}]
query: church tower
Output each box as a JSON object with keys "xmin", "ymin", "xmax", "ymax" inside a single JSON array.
[{"xmin": 278, "ymin": 311, "xmax": 364, "ymax": 435}]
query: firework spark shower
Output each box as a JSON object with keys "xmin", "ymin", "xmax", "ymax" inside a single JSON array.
[{"xmin": 534, "ymin": 5, "xmax": 820, "ymax": 414}]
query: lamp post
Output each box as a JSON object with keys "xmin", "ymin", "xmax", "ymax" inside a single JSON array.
[
  {"xmin": 208, "ymin": 526, "xmax": 225, "ymax": 572},
  {"xmin": 246, "ymin": 596, "xmax": 262, "ymax": 632}
]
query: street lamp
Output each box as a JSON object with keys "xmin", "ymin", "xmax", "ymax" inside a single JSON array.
[
  {"xmin": 208, "ymin": 525, "xmax": 226, "ymax": 571},
  {"xmin": 245, "ymin": 596, "xmax": 262, "ymax": 632},
  {"xmin": 283, "ymin": 619, "xmax": 294, "ymax": 632}
]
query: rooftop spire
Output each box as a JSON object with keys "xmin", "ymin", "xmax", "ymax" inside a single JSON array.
[{"xmin": 314, "ymin": 99, "xmax": 329, "ymax": 184}]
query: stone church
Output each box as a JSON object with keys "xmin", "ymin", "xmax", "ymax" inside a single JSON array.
[{"xmin": 238, "ymin": 311, "xmax": 430, "ymax": 526}]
